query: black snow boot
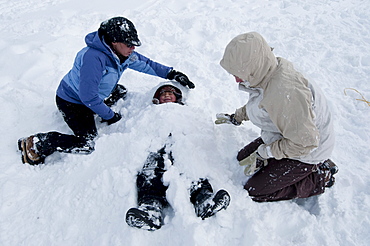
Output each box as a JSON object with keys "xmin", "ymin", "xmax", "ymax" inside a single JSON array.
[
  {"xmin": 125, "ymin": 199, "xmax": 164, "ymax": 231},
  {"xmin": 319, "ymin": 159, "xmax": 339, "ymax": 188},
  {"xmin": 104, "ymin": 84, "xmax": 127, "ymax": 107},
  {"xmin": 190, "ymin": 179, "xmax": 231, "ymax": 220}
]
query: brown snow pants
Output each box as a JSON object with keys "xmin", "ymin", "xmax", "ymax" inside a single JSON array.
[{"xmin": 244, "ymin": 158, "xmax": 326, "ymax": 202}]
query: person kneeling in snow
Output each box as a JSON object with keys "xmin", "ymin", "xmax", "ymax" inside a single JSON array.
[
  {"xmin": 215, "ymin": 32, "xmax": 338, "ymax": 202},
  {"xmin": 17, "ymin": 16, "xmax": 194, "ymax": 165},
  {"xmin": 125, "ymin": 84, "xmax": 231, "ymax": 231}
]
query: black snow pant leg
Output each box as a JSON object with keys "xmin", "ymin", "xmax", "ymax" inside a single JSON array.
[
  {"xmin": 56, "ymin": 95, "xmax": 97, "ymax": 138},
  {"xmin": 136, "ymin": 149, "xmax": 169, "ymax": 207},
  {"xmin": 189, "ymin": 178, "xmax": 213, "ymax": 205},
  {"xmin": 35, "ymin": 132, "xmax": 95, "ymax": 158},
  {"xmin": 34, "ymin": 96, "xmax": 98, "ymax": 159},
  {"xmin": 244, "ymin": 158, "xmax": 326, "ymax": 202}
]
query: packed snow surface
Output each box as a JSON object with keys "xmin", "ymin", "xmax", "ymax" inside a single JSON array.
[{"xmin": 0, "ymin": 0, "xmax": 369, "ymax": 245}]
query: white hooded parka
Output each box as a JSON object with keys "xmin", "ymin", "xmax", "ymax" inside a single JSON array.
[{"xmin": 220, "ymin": 32, "xmax": 334, "ymax": 164}]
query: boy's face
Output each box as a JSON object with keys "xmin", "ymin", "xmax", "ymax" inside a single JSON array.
[{"xmin": 159, "ymin": 91, "xmax": 177, "ymax": 104}]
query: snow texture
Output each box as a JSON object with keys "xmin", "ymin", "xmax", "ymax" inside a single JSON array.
[{"xmin": 0, "ymin": 0, "xmax": 369, "ymax": 245}]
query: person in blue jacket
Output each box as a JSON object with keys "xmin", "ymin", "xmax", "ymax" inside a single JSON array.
[{"xmin": 18, "ymin": 16, "xmax": 195, "ymax": 165}]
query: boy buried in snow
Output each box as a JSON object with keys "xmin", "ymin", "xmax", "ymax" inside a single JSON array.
[{"xmin": 125, "ymin": 84, "xmax": 231, "ymax": 231}]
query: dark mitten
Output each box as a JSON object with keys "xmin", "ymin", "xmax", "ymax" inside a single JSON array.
[
  {"xmin": 104, "ymin": 84, "xmax": 127, "ymax": 107},
  {"xmin": 167, "ymin": 70, "xmax": 195, "ymax": 89},
  {"xmin": 101, "ymin": 112, "xmax": 122, "ymax": 125}
]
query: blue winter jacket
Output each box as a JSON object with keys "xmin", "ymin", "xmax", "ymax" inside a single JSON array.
[{"xmin": 56, "ymin": 31, "xmax": 172, "ymax": 120}]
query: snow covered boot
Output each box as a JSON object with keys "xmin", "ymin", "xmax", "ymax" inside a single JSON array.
[
  {"xmin": 17, "ymin": 136, "xmax": 44, "ymax": 165},
  {"xmin": 190, "ymin": 179, "xmax": 231, "ymax": 220},
  {"xmin": 126, "ymin": 147, "xmax": 169, "ymax": 231},
  {"xmin": 104, "ymin": 84, "xmax": 127, "ymax": 107},
  {"xmin": 319, "ymin": 159, "xmax": 339, "ymax": 188},
  {"xmin": 125, "ymin": 199, "xmax": 164, "ymax": 231}
]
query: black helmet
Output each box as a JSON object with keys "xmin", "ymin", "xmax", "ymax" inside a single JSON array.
[{"xmin": 99, "ymin": 17, "xmax": 141, "ymax": 46}]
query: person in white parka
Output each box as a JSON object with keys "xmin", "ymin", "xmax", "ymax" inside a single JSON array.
[{"xmin": 216, "ymin": 32, "xmax": 338, "ymax": 202}]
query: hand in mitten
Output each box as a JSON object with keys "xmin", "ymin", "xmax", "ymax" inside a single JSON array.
[
  {"xmin": 104, "ymin": 84, "xmax": 127, "ymax": 107},
  {"xmin": 215, "ymin": 113, "xmax": 241, "ymax": 126},
  {"xmin": 239, "ymin": 151, "xmax": 268, "ymax": 176},
  {"xmin": 167, "ymin": 70, "xmax": 195, "ymax": 89},
  {"xmin": 101, "ymin": 112, "xmax": 122, "ymax": 125}
]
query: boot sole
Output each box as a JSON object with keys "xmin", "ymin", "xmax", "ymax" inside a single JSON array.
[
  {"xmin": 322, "ymin": 159, "xmax": 338, "ymax": 188},
  {"xmin": 212, "ymin": 189, "xmax": 231, "ymax": 212},
  {"xmin": 17, "ymin": 138, "xmax": 43, "ymax": 165},
  {"xmin": 18, "ymin": 138, "xmax": 28, "ymax": 164},
  {"xmin": 201, "ymin": 189, "xmax": 231, "ymax": 219},
  {"xmin": 126, "ymin": 208, "xmax": 162, "ymax": 231}
]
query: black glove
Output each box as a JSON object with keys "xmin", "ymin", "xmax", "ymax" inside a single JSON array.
[
  {"xmin": 167, "ymin": 70, "xmax": 195, "ymax": 89},
  {"xmin": 104, "ymin": 84, "xmax": 127, "ymax": 107},
  {"xmin": 101, "ymin": 112, "xmax": 122, "ymax": 125}
]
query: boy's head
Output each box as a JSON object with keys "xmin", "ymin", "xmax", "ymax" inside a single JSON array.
[{"xmin": 153, "ymin": 85, "xmax": 183, "ymax": 105}]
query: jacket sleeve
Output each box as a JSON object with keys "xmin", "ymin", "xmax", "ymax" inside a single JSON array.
[
  {"xmin": 234, "ymin": 105, "xmax": 249, "ymax": 123},
  {"xmin": 79, "ymin": 50, "xmax": 114, "ymax": 120},
  {"xmin": 128, "ymin": 52, "xmax": 173, "ymax": 79},
  {"xmin": 261, "ymin": 86, "xmax": 320, "ymax": 160}
]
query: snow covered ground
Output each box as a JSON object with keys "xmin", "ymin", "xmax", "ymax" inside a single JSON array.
[{"xmin": 0, "ymin": 0, "xmax": 369, "ymax": 245}]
